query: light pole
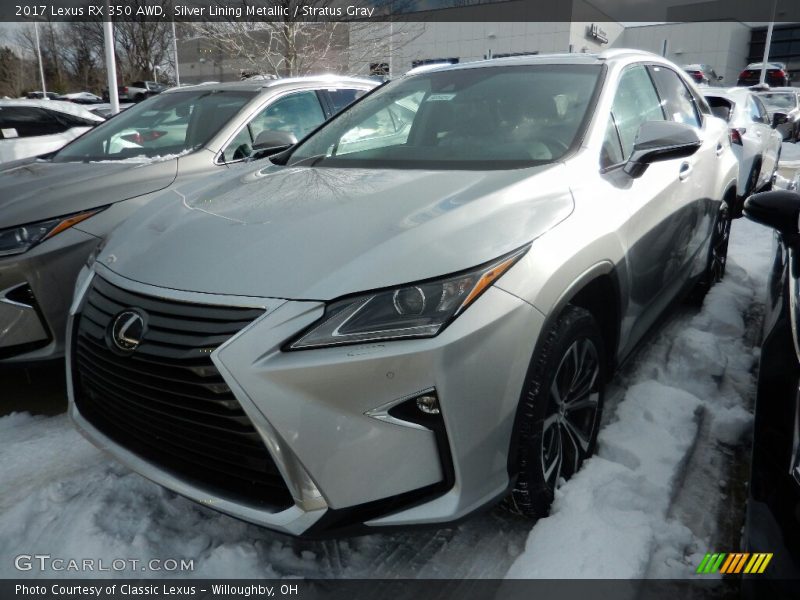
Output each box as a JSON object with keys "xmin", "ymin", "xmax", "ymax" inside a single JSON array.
[
  {"xmin": 33, "ymin": 21, "xmax": 46, "ymax": 97},
  {"xmin": 104, "ymin": 0, "xmax": 120, "ymax": 114},
  {"xmin": 172, "ymin": 20, "xmax": 180, "ymax": 86},
  {"xmin": 759, "ymin": 0, "xmax": 778, "ymax": 85}
]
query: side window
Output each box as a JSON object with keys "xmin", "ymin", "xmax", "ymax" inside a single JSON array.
[
  {"xmin": 327, "ymin": 88, "xmax": 367, "ymax": 115},
  {"xmin": 249, "ymin": 91, "xmax": 325, "ymax": 144},
  {"xmin": 648, "ymin": 66, "xmax": 701, "ymax": 128},
  {"xmin": 609, "ymin": 65, "xmax": 666, "ymax": 160},
  {"xmin": 0, "ymin": 107, "xmax": 68, "ymax": 137}
]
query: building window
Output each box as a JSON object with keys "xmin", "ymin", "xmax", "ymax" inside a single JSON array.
[{"xmin": 411, "ymin": 58, "xmax": 459, "ymax": 68}]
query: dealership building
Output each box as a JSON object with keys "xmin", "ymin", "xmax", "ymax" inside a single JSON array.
[{"xmin": 177, "ymin": 0, "xmax": 800, "ymax": 86}]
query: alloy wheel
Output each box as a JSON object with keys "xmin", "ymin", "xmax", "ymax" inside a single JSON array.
[
  {"xmin": 709, "ymin": 205, "xmax": 731, "ymax": 284},
  {"xmin": 540, "ymin": 337, "xmax": 601, "ymax": 488}
]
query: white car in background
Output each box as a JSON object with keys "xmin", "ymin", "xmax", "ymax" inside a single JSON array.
[
  {"xmin": 56, "ymin": 92, "xmax": 104, "ymax": 105},
  {"xmin": 703, "ymin": 87, "xmax": 782, "ymax": 215},
  {"xmin": 0, "ymin": 99, "xmax": 105, "ymax": 163}
]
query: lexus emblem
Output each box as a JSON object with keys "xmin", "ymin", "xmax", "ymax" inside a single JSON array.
[{"xmin": 110, "ymin": 310, "xmax": 146, "ymax": 352}]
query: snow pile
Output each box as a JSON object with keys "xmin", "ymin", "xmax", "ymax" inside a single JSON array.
[
  {"xmin": 507, "ymin": 217, "xmax": 773, "ymax": 579},
  {"xmin": 507, "ymin": 382, "xmax": 702, "ymax": 578}
]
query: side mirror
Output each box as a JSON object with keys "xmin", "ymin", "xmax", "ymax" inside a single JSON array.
[
  {"xmin": 251, "ymin": 130, "xmax": 298, "ymax": 159},
  {"xmin": 717, "ymin": 75, "xmax": 724, "ymax": 82},
  {"xmin": 624, "ymin": 121, "xmax": 702, "ymax": 178},
  {"xmin": 772, "ymin": 112, "xmax": 788, "ymax": 128},
  {"xmin": 744, "ymin": 191, "xmax": 800, "ymax": 242}
]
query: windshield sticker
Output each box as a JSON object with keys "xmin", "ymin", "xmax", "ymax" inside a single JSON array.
[{"xmin": 426, "ymin": 93, "xmax": 456, "ymax": 102}]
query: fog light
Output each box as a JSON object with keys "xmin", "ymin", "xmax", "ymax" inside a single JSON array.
[{"xmin": 416, "ymin": 394, "xmax": 440, "ymax": 415}]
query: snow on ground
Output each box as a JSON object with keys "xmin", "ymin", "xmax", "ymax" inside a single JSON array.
[
  {"xmin": 0, "ymin": 210, "xmax": 777, "ymax": 581},
  {"xmin": 507, "ymin": 216, "xmax": 774, "ymax": 579}
]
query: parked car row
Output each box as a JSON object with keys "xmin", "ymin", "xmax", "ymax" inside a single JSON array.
[
  {"xmin": 702, "ymin": 87, "xmax": 783, "ymax": 214},
  {"xmin": 102, "ymin": 80, "xmax": 169, "ymax": 103},
  {"xmin": 0, "ymin": 52, "xmax": 794, "ymax": 579}
]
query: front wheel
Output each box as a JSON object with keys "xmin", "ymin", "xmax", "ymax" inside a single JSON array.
[{"xmin": 507, "ymin": 305, "xmax": 606, "ymax": 518}]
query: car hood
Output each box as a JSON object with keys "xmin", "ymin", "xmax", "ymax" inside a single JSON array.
[
  {"xmin": 101, "ymin": 162, "xmax": 574, "ymax": 300},
  {"xmin": 0, "ymin": 158, "xmax": 178, "ymax": 229}
]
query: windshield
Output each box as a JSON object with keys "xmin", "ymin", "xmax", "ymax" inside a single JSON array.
[
  {"xmin": 288, "ymin": 64, "xmax": 602, "ymax": 170},
  {"xmin": 760, "ymin": 93, "xmax": 797, "ymax": 111},
  {"xmin": 53, "ymin": 90, "xmax": 256, "ymax": 162}
]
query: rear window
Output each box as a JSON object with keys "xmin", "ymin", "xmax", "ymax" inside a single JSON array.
[{"xmin": 760, "ymin": 93, "xmax": 797, "ymax": 111}]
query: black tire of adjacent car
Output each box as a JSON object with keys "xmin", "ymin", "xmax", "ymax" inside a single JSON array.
[
  {"xmin": 507, "ymin": 305, "xmax": 606, "ymax": 518},
  {"xmin": 691, "ymin": 200, "xmax": 731, "ymax": 303},
  {"xmin": 134, "ymin": 93, "xmax": 145, "ymax": 102}
]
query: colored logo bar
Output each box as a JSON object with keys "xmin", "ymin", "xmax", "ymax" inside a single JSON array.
[{"xmin": 696, "ymin": 552, "xmax": 773, "ymax": 574}]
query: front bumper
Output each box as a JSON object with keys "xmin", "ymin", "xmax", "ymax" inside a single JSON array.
[
  {"xmin": 0, "ymin": 227, "xmax": 100, "ymax": 363},
  {"xmin": 68, "ymin": 265, "xmax": 544, "ymax": 536}
]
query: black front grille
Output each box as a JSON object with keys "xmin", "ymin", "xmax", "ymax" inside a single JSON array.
[{"xmin": 72, "ymin": 276, "xmax": 294, "ymax": 511}]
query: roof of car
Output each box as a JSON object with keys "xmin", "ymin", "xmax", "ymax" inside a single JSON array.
[
  {"xmin": 399, "ymin": 49, "xmax": 670, "ymax": 77},
  {"xmin": 758, "ymin": 87, "xmax": 800, "ymax": 93},
  {"xmin": 0, "ymin": 98, "xmax": 105, "ymax": 121},
  {"xmin": 164, "ymin": 75, "xmax": 378, "ymax": 95},
  {"xmin": 746, "ymin": 62, "xmax": 786, "ymax": 69},
  {"xmin": 703, "ymin": 87, "xmax": 752, "ymax": 99}
]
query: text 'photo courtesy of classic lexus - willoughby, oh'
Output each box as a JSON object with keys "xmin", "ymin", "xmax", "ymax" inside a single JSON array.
[{"xmin": 58, "ymin": 49, "xmax": 742, "ymax": 537}]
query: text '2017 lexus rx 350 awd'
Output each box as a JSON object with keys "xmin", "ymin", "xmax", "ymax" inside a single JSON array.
[{"xmin": 68, "ymin": 50, "xmax": 738, "ymax": 537}]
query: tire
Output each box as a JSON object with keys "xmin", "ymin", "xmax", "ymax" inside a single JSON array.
[
  {"xmin": 507, "ymin": 305, "xmax": 606, "ymax": 518},
  {"xmin": 134, "ymin": 93, "xmax": 145, "ymax": 102},
  {"xmin": 691, "ymin": 200, "xmax": 731, "ymax": 303}
]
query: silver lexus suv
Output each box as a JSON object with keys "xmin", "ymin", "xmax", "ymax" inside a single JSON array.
[{"xmin": 68, "ymin": 50, "xmax": 738, "ymax": 537}]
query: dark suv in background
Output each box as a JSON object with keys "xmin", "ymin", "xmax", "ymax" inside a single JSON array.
[{"xmin": 738, "ymin": 62, "xmax": 791, "ymax": 87}]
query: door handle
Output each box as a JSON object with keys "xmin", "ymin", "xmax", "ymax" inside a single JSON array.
[
  {"xmin": 716, "ymin": 143, "xmax": 724, "ymax": 156},
  {"xmin": 679, "ymin": 162, "xmax": 692, "ymax": 181}
]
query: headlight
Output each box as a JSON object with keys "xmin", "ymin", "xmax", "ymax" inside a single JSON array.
[
  {"xmin": 0, "ymin": 209, "xmax": 104, "ymax": 257},
  {"xmin": 288, "ymin": 245, "xmax": 530, "ymax": 350}
]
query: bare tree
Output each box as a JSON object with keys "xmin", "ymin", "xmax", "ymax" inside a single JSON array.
[
  {"xmin": 113, "ymin": 0, "xmax": 177, "ymax": 81},
  {"xmin": 0, "ymin": 46, "xmax": 31, "ymax": 97},
  {"xmin": 191, "ymin": 0, "xmax": 423, "ymax": 78},
  {"xmin": 16, "ymin": 21, "xmax": 68, "ymax": 91}
]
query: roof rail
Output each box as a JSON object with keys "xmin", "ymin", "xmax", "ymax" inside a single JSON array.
[{"xmin": 598, "ymin": 48, "xmax": 660, "ymax": 60}]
